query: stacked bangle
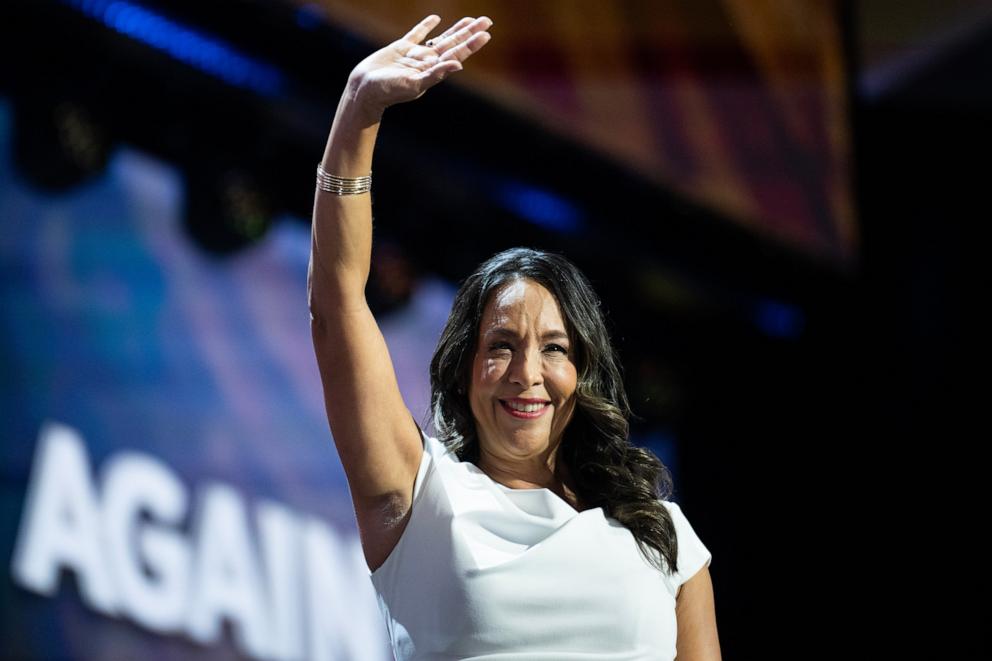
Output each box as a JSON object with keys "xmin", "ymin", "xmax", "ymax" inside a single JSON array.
[{"xmin": 316, "ymin": 163, "xmax": 372, "ymax": 195}]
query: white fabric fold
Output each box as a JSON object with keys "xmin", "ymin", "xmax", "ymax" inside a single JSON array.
[{"xmin": 369, "ymin": 426, "xmax": 712, "ymax": 661}]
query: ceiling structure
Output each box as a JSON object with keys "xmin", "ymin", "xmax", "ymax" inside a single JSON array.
[{"xmin": 301, "ymin": 0, "xmax": 857, "ymax": 268}]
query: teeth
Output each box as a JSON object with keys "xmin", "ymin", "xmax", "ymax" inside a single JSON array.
[{"xmin": 505, "ymin": 401, "xmax": 547, "ymax": 412}]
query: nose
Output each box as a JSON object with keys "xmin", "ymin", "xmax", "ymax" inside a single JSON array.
[{"xmin": 508, "ymin": 345, "xmax": 542, "ymax": 388}]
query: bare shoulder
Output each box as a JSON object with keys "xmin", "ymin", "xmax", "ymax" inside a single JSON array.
[{"xmin": 675, "ymin": 565, "xmax": 722, "ymax": 661}]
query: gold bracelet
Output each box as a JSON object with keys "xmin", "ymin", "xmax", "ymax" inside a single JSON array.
[{"xmin": 316, "ymin": 163, "xmax": 371, "ymax": 195}]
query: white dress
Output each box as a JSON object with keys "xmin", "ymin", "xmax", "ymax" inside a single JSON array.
[{"xmin": 368, "ymin": 424, "xmax": 712, "ymax": 661}]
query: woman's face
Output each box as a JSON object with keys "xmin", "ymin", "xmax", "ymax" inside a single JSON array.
[{"xmin": 468, "ymin": 278, "xmax": 578, "ymax": 468}]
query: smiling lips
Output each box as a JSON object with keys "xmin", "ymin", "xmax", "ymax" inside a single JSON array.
[{"xmin": 499, "ymin": 399, "xmax": 551, "ymax": 418}]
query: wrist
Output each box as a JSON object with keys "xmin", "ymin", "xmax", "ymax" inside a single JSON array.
[
  {"xmin": 321, "ymin": 80, "xmax": 381, "ymax": 177},
  {"xmin": 342, "ymin": 75, "xmax": 384, "ymax": 127}
]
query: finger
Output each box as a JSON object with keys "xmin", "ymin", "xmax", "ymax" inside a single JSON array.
[
  {"xmin": 439, "ymin": 29, "xmax": 492, "ymax": 64},
  {"xmin": 415, "ymin": 59, "xmax": 463, "ymax": 86},
  {"xmin": 430, "ymin": 16, "xmax": 475, "ymax": 44},
  {"xmin": 402, "ymin": 14, "xmax": 441, "ymax": 44},
  {"xmin": 430, "ymin": 15, "xmax": 492, "ymax": 54}
]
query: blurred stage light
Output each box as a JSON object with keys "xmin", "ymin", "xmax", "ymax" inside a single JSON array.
[
  {"xmin": 493, "ymin": 180, "xmax": 586, "ymax": 233},
  {"xmin": 183, "ymin": 166, "xmax": 273, "ymax": 255},
  {"xmin": 367, "ymin": 239, "xmax": 417, "ymax": 316},
  {"xmin": 61, "ymin": 0, "xmax": 286, "ymax": 97},
  {"xmin": 12, "ymin": 96, "xmax": 112, "ymax": 191},
  {"xmin": 294, "ymin": 3, "xmax": 327, "ymax": 31},
  {"xmin": 753, "ymin": 299, "xmax": 805, "ymax": 339}
]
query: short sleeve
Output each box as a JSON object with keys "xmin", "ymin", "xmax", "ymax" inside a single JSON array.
[{"xmin": 661, "ymin": 500, "xmax": 712, "ymax": 593}]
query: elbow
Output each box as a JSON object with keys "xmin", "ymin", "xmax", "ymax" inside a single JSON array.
[{"xmin": 306, "ymin": 271, "xmax": 322, "ymax": 329}]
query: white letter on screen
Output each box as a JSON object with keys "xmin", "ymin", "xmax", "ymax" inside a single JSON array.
[
  {"xmin": 186, "ymin": 482, "xmax": 268, "ymax": 658},
  {"xmin": 304, "ymin": 518, "xmax": 387, "ymax": 661},
  {"xmin": 10, "ymin": 420, "xmax": 119, "ymax": 615},
  {"xmin": 102, "ymin": 451, "xmax": 191, "ymax": 633},
  {"xmin": 257, "ymin": 500, "xmax": 304, "ymax": 661}
]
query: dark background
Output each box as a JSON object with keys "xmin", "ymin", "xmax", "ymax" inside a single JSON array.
[{"xmin": 1, "ymin": 0, "xmax": 980, "ymax": 658}]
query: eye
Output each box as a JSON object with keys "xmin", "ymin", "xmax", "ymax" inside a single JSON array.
[{"xmin": 488, "ymin": 341, "xmax": 568, "ymax": 354}]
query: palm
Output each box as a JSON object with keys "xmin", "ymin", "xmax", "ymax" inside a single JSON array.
[{"xmin": 352, "ymin": 15, "xmax": 493, "ymax": 112}]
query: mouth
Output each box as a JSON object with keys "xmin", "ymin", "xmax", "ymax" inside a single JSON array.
[{"xmin": 499, "ymin": 399, "xmax": 551, "ymax": 419}]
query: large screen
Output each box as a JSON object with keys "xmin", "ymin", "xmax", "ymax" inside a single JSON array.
[{"xmin": 0, "ymin": 95, "xmax": 435, "ymax": 659}]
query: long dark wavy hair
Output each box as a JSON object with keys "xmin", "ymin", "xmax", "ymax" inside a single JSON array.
[{"xmin": 426, "ymin": 246, "xmax": 681, "ymax": 576}]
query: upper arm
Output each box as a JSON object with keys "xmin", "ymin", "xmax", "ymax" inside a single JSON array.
[
  {"xmin": 675, "ymin": 565, "xmax": 722, "ymax": 661},
  {"xmin": 309, "ymin": 295, "xmax": 423, "ymax": 510}
]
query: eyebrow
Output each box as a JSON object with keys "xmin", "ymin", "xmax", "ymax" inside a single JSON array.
[{"xmin": 485, "ymin": 327, "xmax": 570, "ymax": 342}]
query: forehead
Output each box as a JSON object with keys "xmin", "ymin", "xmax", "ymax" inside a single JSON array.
[{"xmin": 479, "ymin": 279, "xmax": 566, "ymax": 334}]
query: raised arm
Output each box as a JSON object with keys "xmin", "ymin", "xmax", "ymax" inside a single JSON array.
[{"xmin": 307, "ymin": 14, "xmax": 493, "ymax": 570}]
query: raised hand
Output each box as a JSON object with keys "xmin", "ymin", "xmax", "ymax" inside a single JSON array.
[{"xmin": 348, "ymin": 15, "xmax": 493, "ymax": 118}]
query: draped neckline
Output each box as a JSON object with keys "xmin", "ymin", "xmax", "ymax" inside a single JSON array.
[{"xmin": 465, "ymin": 460, "xmax": 601, "ymax": 516}]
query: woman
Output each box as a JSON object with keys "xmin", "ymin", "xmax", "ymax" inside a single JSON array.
[{"xmin": 308, "ymin": 14, "xmax": 721, "ymax": 660}]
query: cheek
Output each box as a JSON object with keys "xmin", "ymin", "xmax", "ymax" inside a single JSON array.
[
  {"xmin": 480, "ymin": 357, "xmax": 506, "ymax": 383},
  {"xmin": 557, "ymin": 378, "xmax": 578, "ymax": 401},
  {"xmin": 552, "ymin": 361, "xmax": 577, "ymax": 386},
  {"xmin": 470, "ymin": 357, "xmax": 504, "ymax": 404}
]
